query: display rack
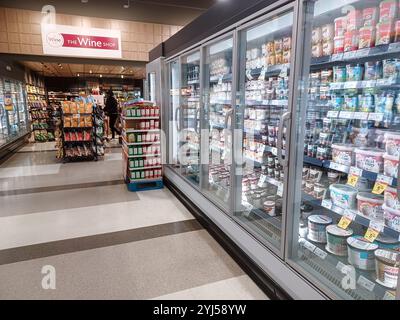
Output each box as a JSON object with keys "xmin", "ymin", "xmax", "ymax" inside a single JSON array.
[
  {"xmin": 122, "ymin": 100, "xmax": 163, "ymax": 191},
  {"xmin": 58, "ymin": 98, "xmax": 101, "ymax": 162}
]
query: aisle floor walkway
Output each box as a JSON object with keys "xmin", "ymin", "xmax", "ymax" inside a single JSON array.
[{"xmin": 0, "ymin": 142, "xmax": 267, "ymax": 300}]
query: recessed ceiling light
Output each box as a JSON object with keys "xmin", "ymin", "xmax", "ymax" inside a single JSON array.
[
  {"xmin": 100, "ymin": 74, "xmax": 103, "ymax": 78},
  {"xmin": 89, "ymin": 70, "xmax": 92, "ymax": 74},
  {"xmin": 77, "ymin": 73, "xmax": 80, "ymax": 77},
  {"xmin": 121, "ymin": 75, "xmax": 124, "ymax": 79}
]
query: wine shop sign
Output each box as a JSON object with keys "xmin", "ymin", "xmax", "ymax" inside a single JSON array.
[{"xmin": 41, "ymin": 24, "xmax": 122, "ymax": 58}]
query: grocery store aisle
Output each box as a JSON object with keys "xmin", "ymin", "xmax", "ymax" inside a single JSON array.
[{"xmin": 0, "ymin": 143, "xmax": 267, "ymax": 300}]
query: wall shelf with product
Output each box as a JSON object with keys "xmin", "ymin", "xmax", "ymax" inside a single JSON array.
[
  {"xmin": 150, "ymin": 0, "xmax": 400, "ymax": 300},
  {"xmin": 122, "ymin": 100, "xmax": 162, "ymax": 192}
]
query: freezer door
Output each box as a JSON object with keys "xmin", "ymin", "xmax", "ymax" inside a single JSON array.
[
  {"xmin": 167, "ymin": 60, "xmax": 181, "ymax": 172},
  {"xmin": 287, "ymin": 0, "xmax": 400, "ymax": 300},
  {"xmin": 201, "ymin": 36, "xmax": 234, "ymax": 212},
  {"xmin": 232, "ymin": 8, "xmax": 295, "ymax": 255},
  {"xmin": 180, "ymin": 50, "xmax": 201, "ymax": 186}
]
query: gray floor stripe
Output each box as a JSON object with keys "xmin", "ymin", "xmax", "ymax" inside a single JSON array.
[
  {"xmin": 0, "ymin": 219, "xmax": 203, "ymax": 265},
  {"xmin": 16, "ymin": 150, "xmax": 56, "ymax": 154},
  {"xmin": 0, "ymin": 179, "xmax": 125, "ymax": 197}
]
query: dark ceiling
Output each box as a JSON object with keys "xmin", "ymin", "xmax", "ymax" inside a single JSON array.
[{"xmin": 0, "ymin": 0, "xmax": 218, "ymax": 25}]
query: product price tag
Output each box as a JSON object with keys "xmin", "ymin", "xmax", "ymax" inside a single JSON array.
[
  {"xmin": 258, "ymin": 67, "xmax": 266, "ymax": 80},
  {"xmin": 277, "ymin": 183, "xmax": 283, "ymax": 197},
  {"xmin": 327, "ymin": 110, "xmax": 339, "ymax": 118},
  {"xmin": 339, "ymin": 111, "xmax": 354, "ymax": 119},
  {"xmin": 258, "ymin": 144, "xmax": 266, "ymax": 156},
  {"xmin": 344, "ymin": 81, "xmax": 357, "ymax": 89},
  {"xmin": 279, "ymin": 65, "xmax": 289, "ymax": 78},
  {"xmin": 270, "ymin": 147, "xmax": 278, "ymax": 156},
  {"xmin": 332, "ymin": 205, "xmax": 344, "ymax": 215},
  {"xmin": 389, "ymin": 42, "xmax": 400, "ymax": 52},
  {"xmin": 368, "ymin": 112, "xmax": 384, "ymax": 122},
  {"xmin": 338, "ymin": 216, "xmax": 353, "ymax": 230},
  {"xmin": 331, "ymin": 53, "xmax": 343, "ymax": 62},
  {"xmin": 347, "ymin": 167, "xmax": 362, "ymax": 187},
  {"xmin": 303, "ymin": 240, "xmax": 316, "ymax": 253},
  {"xmin": 357, "ymin": 275, "xmax": 375, "ymax": 292},
  {"xmin": 329, "ymin": 161, "xmax": 350, "ymax": 173},
  {"xmin": 376, "ymin": 78, "xmax": 393, "ymax": 87},
  {"xmin": 372, "ymin": 174, "xmax": 393, "ymax": 194},
  {"xmin": 383, "ymin": 291, "xmax": 396, "ymax": 300},
  {"xmin": 258, "ymin": 174, "xmax": 267, "ymax": 188},
  {"xmin": 314, "ymin": 247, "xmax": 327, "ymax": 260},
  {"xmin": 364, "ymin": 227, "xmax": 380, "ymax": 242},
  {"xmin": 329, "ymin": 82, "xmax": 342, "ymax": 90},
  {"xmin": 356, "ymin": 48, "xmax": 371, "ymax": 58},
  {"xmin": 353, "ymin": 112, "xmax": 369, "ymax": 120},
  {"xmin": 343, "ymin": 51, "xmax": 357, "ymax": 60},
  {"xmin": 360, "ymin": 80, "xmax": 376, "ymax": 89},
  {"xmin": 243, "ymin": 202, "xmax": 253, "ymax": 216},
  {"xmin": 321, "ymin": 199, "xmax": 333, "ymax": 210},
  {"xmin": 370, "ymin": 220, "xmax": 385, "ymax": 233}
]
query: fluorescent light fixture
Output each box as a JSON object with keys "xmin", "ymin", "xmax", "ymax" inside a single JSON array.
[
  {"xmin": 209, "ymin": 38, "xmax": 233, "ymax": 55},
  {"xmin": 246, "ymin": 11, "xmax": 293, "ymax": 42}
]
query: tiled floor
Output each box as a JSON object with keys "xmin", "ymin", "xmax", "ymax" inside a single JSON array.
[{"xmin": 0, "ymin": 143, "xmax": 268, "ymax": 300}]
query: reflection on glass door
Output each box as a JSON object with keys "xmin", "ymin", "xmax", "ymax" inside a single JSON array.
[
  {"xmin": 290, "ymin": 0, "xmax": 400, "ymax": 300},
  {"xmin": 181, "ymin": 51, "xmax": 201, "ymax": 185},
  {"xmin": 234, "ymin": 10, "xmax": 294, "ymax": 252},
  {"xmin": 169, "ymin": 60, "xmax": 181, "ymax": 171},
  {"xmin": 202, "ymin": 37, "xmax": 234, "ymax": 210},
  {"xmin": 148, "ymin": 72, "xmax": 156, "ymax": 103}
]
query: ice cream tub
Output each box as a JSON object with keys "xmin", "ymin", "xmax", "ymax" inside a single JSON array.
[
  {"xmin": 347, "ymin": 236, "xmax": 378, "ymax": 270},
  {"xmin": 374, "ymin": 249, "xmax": 399, "ymax": 288},
  {"xmin": 334, "ymin": 17, "xmax": 347, "ymax": 37},
  {"xmin": 384, "ymin": 132, "xmax": 400, "ymax": 156},
  {"xmin": 322, "ymin": 24, "xmax": 334, "ymax": 42},
  {"xmin": 379, "ymin": 0, "xmax": 398, "ymax": 23},
  {"xmin": 383, "ymin": 153, "xmax": 399, "ymax": 178},
  {"xmin": 326, "ymin": 225, "xmax": 353, "ymax": 256},
  {"xmin": 376, "ymin": 234, "xmax": 400, "ymax": 251},
  {"xmin": 344, "ymin": 30, "xmax": 359, "ymax": 52},
  {"xmin": 358, "ymin": 26, "xmax": 376, "ymax": 49},
  {"xmin": 384, "ymin": 186, "xmax": 400, "ymax": 210},
  {"xmin": 383, "ymin": 204, "xmax": 400, "ymax": 232},
  {"xmin": 357, "ymin": 192, "xmax": 384, "ymax": 221},
  {"xmin": 354, "ymin": 147, "xmax": 384, "ymax": 173},
  {"xmin": 307, "ymin": 215, "xmax": 332, "ymax": 243},
  {"xmin": 363, "ymin": 7, "xmax": 378, "ymax": 27},
  {"xmin": 329, "ymin": 184, "xmax": 358, "ymax": 209},
  {"xmin": 332, "ymin": 143, "xmax": 354, "ymax": 166},
  {"xmin": 263, "ymin": 200, "xmax": 276, "ymax": 217},
  {"xmin": 376, "ymin": 22, "xmax": 394, "ymax": 45}
]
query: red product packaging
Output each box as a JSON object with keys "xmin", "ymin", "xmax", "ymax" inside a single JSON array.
[
  {"xmin": 376, "ymin": 22, "xmax": 394, "ymax": 45},
  {"xmin": 334, "ymin": 36, "xmax": 345, "ymax": 53},
  {"xmin": 347, "ymin": 10, "xmax": 362, "ymax": 31},
  {"xmin": 344, "ymin": 30, "xmax": 359, "ymax": 52},
  {"xmin": 395, "ymin": 20, "xmax": 400, "ymax": 42},
  {"xmin": 363, "ymin": 7, "xmax": 379, "ymax": 26},
  {"xmin": 380, "ymin": 0, "xmax": 398, "ymax": 23},
  {"xmin": 334, "ymin": 17, "xmax": 347, "ymax": 37},
  {"xmin": 359, "ymin": 26, "xmax": 376, "ymax": 49}
]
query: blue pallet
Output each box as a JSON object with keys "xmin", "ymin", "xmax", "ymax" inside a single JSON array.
[{"xmin": 127, "ymin": 180, "xmax": 164, "ymax": 192}]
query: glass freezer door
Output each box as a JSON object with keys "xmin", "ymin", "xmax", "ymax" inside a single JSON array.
[
  {"xmin": 202, "ymin": 37, "xmax": 234, "ymax": 211},
  {"xmin": 180, "ymin": 51, "xmax": 201, "ymax": 185},
  {"xmin": 168, "ymin": 60, "xmax": 181, "ymax": 171},
  {"xmin": 289, "ymin": 0, "xmax": 400, "ymax": 300},
  {"xmin": 233, "ymin": 9, "xmax": 294, "ymax": 253}
]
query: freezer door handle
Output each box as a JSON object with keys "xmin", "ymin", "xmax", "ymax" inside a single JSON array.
[
  {"xmin": 195, "ymin": 108, "xmax": 200, "ymax": 134},
  {"xmin": 224, "ymin": 108, "xmax": 233, "ymax": 129},
  {"xmin": 175, "ymin": 107, "xmax": 181, "ymax": 132},
  {"xmin": 277, "ymin": 111, "xmax": 291, "ymax": 168}
]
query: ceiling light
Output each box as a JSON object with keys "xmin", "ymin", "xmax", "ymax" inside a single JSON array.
[
  {"xmin": 81, "ymin": 0, "xmax": 89, "ymax": 3},
  {"xmin": 121, "ymin": 75, "xmax": 124, "ymax": 79},
  {"xmin": 100, "ymin": 74, "xmax": 103, "ymax": 78},
  {"xmin": 89, "ymin": 70, "xmax": 92, "ymax": 74},
  {"xmin": 123, "ymin": 0, "xmax": 130, "ymax": 9},
  {"xmin": 77, "ymin": 73, "xmax": 80, "ymax": 77}
]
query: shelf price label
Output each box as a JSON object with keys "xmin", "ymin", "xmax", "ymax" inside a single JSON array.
[
  {"xmin": 343, "ymin": 51, "xmax": 357, "ymax": 60},
  {"xmin": 338, "ymin": 210, "xmax": 356, "ymax": 230},
  {"xmin": 331, "ymin": 53, "xmax": 343, "ymax": 61},
  {"xmin": 364, "ymin": 221, "xmax": 384, "ymax": 242},
  {"xmin": 344, "ymin": 81, "xmax": 357, "ymax": 89},
  {"xmin": 277, "ymin": 183, "xmax": 283, "ymax": 197},
  {"xmin": 329, "ymin": 161, "xmax": 350, "ymax": 173},
  {"xmin": 321, "ymin": 199, "xmax": 333, "ymax": 210},
  {"xmin": 357, "ymin": 275, "xmax": 376, "ymax": 292},
  {"xmin": 339, "ymin": 111, "xmax": 354, "ymax": 119},
  {"xmin": 353, "ymin": 112, "xmax": 369, "ymax": 120},
  {"xmin": 372, "ymin": 174, "xmax": 393, "ymax": 194},
  {"xmin": 258, "ymin": 174, "xmax": 267, "ymax": 188},
  {"xmin": 347, "ymin": 167, "xmax": 362, "ymax": 187},
  {"xmin": 327, "ymin": 110, "xmax": 339, "ymax": 118},
  {"xmin": 258, "ymin": 67, "xmax": 266, "ymax": 80},
  {"xmin": 356, "ymin": 48, "xmax": 371, "ymax": 58},
  {"xmin": 383, "ymin": 291, "xmax": 396, "ymax": 300},
  {"xmin": 368, "ymin": 112, "xmax": 384, "ymax": 122},
  {"xmin": 314, "ymin": 247, "xmax": 327, "ymax": 260}
]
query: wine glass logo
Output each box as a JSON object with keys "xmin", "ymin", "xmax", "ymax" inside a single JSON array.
[{"xmin": 46, "ymin": 32, "xmax": 64, "ymax": 48}]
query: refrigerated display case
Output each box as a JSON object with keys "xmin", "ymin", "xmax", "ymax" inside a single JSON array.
[
  {"xmin": 288, "ymin": 0, "xmax": 400, "ymax": 300},
  {"xmin": 201, "ymin": 36, "xmax": 234, "ymax": 211},
  {"xmin": 233, "ymin": 7, "xmax": 295, "ymax": 254},
  {"xmin": 159, "ymin": 0, "xmax": 400, "ymax": 300},
  {"xmin": 0, "ymin": 77, "xmax": 29, "ymax": 148},
  {"xmin": 180, "ymin": 50, "xmax": 201, "ymax": 185}
]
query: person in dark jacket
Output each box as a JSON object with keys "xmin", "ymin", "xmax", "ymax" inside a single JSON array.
[{"xmin": 104, "ymin": 90, "xmax": 121, "ymax": 139}]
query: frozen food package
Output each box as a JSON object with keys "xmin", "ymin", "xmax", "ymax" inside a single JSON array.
[
  {"xmin": 62, "ymin": 101, "xmax": 70, "ymax": 114},
  {"xmin": 64, "ymin": 116, "xmax": 71, "ymax": 127},
  {"xmin": 363, "ymin": 7, "xmax": 379, "ymax": 26},
  {"xmin": 312, "ymin": 27, "xmax": 322, "ymax": 44},
  {"xmin": 85, "ymin": 116, "xmax": 93, "ymax": 127},
  {"xmin": 266, "ymin": 41, "xmax": 275, "ymax": 54},
  {"xmin": 85, "ymin": 103, "xmax": 93, "ymax": 113},
  {"xmin": 282, "ymin": 50, "xmax": 291, "ymax": 64},
  {"xmin": 275, "ymin": 53, "xmax": 283, "ymax": 64},
  {"xmin": 79, "ymin": 116, "xmax": 85, "ymax": 127},
  {"xmin": 383, "ymin": 59, "xmax": 400, "ymax": 80},
  {"xmin": 364, "ymin": 61, "xmax": 383, "ymax": 80},
  {"xmin": 379, "ymin": 0, "xmax": 398, "ymax": 23},
  {"xmin": 395, "ymin": 20, "xmax": 400, "ymax": 42},
  {"xmin": 71, "ymin": 116, "xmax": 79, "ymax": 128},
  {"xmin": 78, "ymin": 102, "xmax": 85, "ymax": 114},
  {"xmin": 70, "ymin": 103, "xmax": 78, "ymax": 114},
  {"xmin": 322, "ymin": 24, "xmax": 334, "ymax": 42},
  {"xmin": 322, "ymin": 41, "xmax": 334, "ymax": 56},
  {"xmin": 283, "ymin": 37, "xmax": 291, "ymax": 51},
  {"xmin": 347, "ymin": 9, "xmax": 362, "ymax": 31},
  {"xmin": 334, "ymin": 17, "xmax": 347, "ymax": 37},
  {"xmin": 274, "ymin": 39, "xmax": 283, "ymax": 53},
  {"xmin": 359, "ymin": 26, "xmax": 376, "ymax": 49},
  {"xmin": 344, "ymin": 30, "xmax": 359, "ymax": 52},
  {"xmin": 334, "ymin": 35, "xmax": 345, "ymax": 53},
  {"xmin": 312, "ymin": 43, "xmax": 323, "ymax": 58},
  {"xmin": 376, "ymin": 22, "xmax": 394, "ymax": 45}
]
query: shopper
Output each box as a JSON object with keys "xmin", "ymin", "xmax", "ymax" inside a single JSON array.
[{"xmin": 104, "ymin": 90, "xmax": 121, "ymax": 140}]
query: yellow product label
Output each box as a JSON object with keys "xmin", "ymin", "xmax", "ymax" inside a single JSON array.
[
  {"xmin": 338, "ymin": 216, "xmax": 352, "ymax": 229},
  {"xmin": 372, "ymin": 181, "xmax": 387, "ymax": 195},
  {"xmin": 364, "ymin": 228, "xmax": 379, "ymax": 242},
  {"xmin": 347, "ymin": 174, "xmax": 359, "ymax": 187}
]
